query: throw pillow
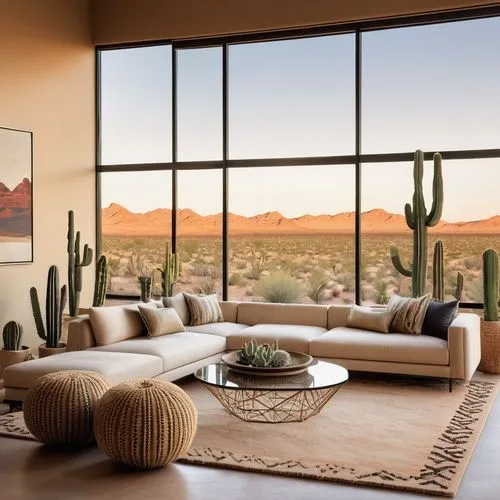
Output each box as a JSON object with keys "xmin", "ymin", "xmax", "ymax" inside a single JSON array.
[
  {"xmin": 421, "ymin": 299, "xmax": 459, "ymax": 341},
  {"xmin": 138, "ymin": 305, "xmax": 186, "ymax": 338},
  {"xmin": 346, "ymin": 304, "xmax": 395, "ymax": 334},
  {"xmin": 387, "ymin": 293, "xmax": 431, "ymax": 335},
  {"xmin": 162, "ymin": 293, "xmax": 190, "ymax": 325},
  {"xmin": 183, "ymin": 292, "xmax": 224, "ymax": 326}
]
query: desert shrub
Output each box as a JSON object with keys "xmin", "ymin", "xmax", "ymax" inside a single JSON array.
[
  {"xmin": 235, "ymin": 260, "xmax": 247, "ymax": 270},
  {"xmin": 463, "ymin": 255, "xmax": 482, "ymax": 271},
  {"xmin": 335, "ymin": 272, "xmax": 355, "ymax": 293},
  {"xmin": 306, "ymin": 269, "xmax": 330, "ymax": 303},
  {"xmin": 245, "ymin": 251, "xmax": 266, "ymax": 280},
  {"xmin": 253, "ymin": 271, "xmax": 303, "ymax": 303},
  {"xmin": 197, "ymin": 278, "xmax": 218, "ymax": 295},
  {"xmin": 190, "ymin": 262, "xmax": 220, "ymax": 279},
  {"xmin": 229, "ymin": 273, "xmax": 244, "ymax": 286}
]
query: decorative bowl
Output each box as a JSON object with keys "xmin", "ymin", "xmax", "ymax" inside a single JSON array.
[{"xmin": 221, "ymin": 350, "xmax": 313, "ymax": 376}]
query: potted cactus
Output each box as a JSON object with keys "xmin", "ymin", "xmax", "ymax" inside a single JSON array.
[
  {"xmin": 478, "ymin": 249, "xmax": 500, "ymax": 374},
  {"xmin": 157, "ymin": 243, "xmax": 180, "ymax": 298},
  {"xmin": 30, "ymin": 265, "xmax": 68, "ymax": 358},
  {"xmin": 0, "ymin": 321, "xmax": 31, "ymax": 377}
]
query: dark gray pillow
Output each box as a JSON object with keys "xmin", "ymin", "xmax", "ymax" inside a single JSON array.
[{"xmin": 421, "ymin": 300, "xmax": 459, "ymax": 341}]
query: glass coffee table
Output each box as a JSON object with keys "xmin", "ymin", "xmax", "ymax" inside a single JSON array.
[{"xmin": 194, "ymin": 360, "xmax": 348, "ymax": 423}]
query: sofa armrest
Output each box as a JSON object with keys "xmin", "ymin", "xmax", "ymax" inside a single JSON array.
[
  {"xmin": 448, "ymin": 312, "xmax": 481, "ymax": 382},
  {"xmin": 66, "ymin": 315, "xmax": 97, "ymax": 351}
]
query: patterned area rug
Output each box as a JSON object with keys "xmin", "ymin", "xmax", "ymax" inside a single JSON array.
[{"xmin": 0, "ymin": 373, "xmax": 497, "ymax": 497}]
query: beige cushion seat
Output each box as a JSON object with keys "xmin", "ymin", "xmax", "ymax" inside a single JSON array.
[
  {"xmin": 3, "ymin": 350, "xmax": 163, "ymax": 390},
  {"xmin": 91, "ymin": 331, "xmax": 226, "ymax": 372},
  {"xmin": 185, "ymin": 322, "xmax": 250, "ymax": 338},
  {"xmin": 227, "ymin": 324, "xmax": 327, "ymax": 353},
  {"xmin": 310, "ymin": 327, "xmax": 449, "ymax": 366}
]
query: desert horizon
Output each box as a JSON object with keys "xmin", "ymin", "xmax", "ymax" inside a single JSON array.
[{"xmin": 102, "ymin": 202, "xmax": 500, "ymax": 237}]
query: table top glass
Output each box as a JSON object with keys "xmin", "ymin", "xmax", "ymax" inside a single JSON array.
[{"xmin": 194, "ymin": 360, "xmax": 348, "ymax": 391}]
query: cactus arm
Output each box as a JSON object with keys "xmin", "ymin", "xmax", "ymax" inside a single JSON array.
[
  {"xmin": 46, "ymin": 265, "xmax": 61, "ymax": 348},
  {"xmin": 426, "ymin": 153, "xmax": 444, "ymax": 227},
  {"xmin": 455, "ymin": 271, "xmax": 463, "ymax": 301},
  {"xmin": 432, "ymin": 241, "xmax": 444, "ymax": 302},
  {"xmin": 404, "ymin": 203, "xmax": 415, "ymax": 230},
  {"xmin": 390, "ymin": 246, "xmax": 412, "ymax": 277},
  {"xmin": 483, "ymin": 249, "xmax": 499, "ymax": 321},
  {"xmin": 81, "ymin": 244, "xmax": 93, "ymax": 266},
  {"xmin": 30, "ymin": 287, "xmax": 46, "ymax": 340}
]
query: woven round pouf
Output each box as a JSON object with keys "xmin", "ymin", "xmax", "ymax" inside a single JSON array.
[
  {"xmin": 24, "ymin": 370, "xmax": 111, "ymax": 447},
  {"xmin": 94, "ymin": 379, "xmax": 197, "ymax": 469}
]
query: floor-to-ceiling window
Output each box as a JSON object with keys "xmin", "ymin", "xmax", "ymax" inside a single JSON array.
[{"xmin": 97, "ymin": 9, "xmax": 500, "ymax": 307}]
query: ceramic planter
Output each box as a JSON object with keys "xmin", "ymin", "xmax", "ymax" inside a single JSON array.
[
  {"xmin": 0, "ymin": 346, "xmax": 32, "ymax": 377},
  {"xmin": 39, "ymin": 343, "xmax": 67, "ymax": 358}
]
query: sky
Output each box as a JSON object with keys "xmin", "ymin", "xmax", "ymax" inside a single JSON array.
[
  {"xmin": 0, "ymin": 128, "xmax": 31, "ymax": 189},
  {"xmin": 99, "ymin": 17, "xmax": 500, "ymax": 221}
]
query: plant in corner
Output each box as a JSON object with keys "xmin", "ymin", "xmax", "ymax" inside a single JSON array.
[
  {"xmin": 67, "ymin": 210, "xmax": 93, "ymax": 316},
  {"xmin": 0, "ymin": 321, "xmax": 31, "ymax": 376},
  {"xmin": 30, "ymin": 265, "xmax": 68, "ymax": 358},
  {"xmin": 478, "ymin": 249, "xmax": 500, "ymax": 374}
]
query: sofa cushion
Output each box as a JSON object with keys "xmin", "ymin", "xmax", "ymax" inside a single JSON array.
[
  {"xmin": 218, "ymin": 301, "xmax": 239, "ymax": 323},
  {"xmin": 138, "ymin": 305, "xmax": 185, "ymax": 337},
  {"xmin": 89, "ymin": 303, "xmax": 156, "ymax": 346},
  {"xmin": 327, "ymin": 305, "xmax": 351, "ymax": 330},
  {"xmin": 237, "ymin": 302, "xmax": 328, "ymax": 328},
  {"xmin": 421, "ymin": 300, "xmax": 459, "ymax": 340},
  {"xmin": 227, "ymin": 324, "xmax": 326, "ymax": 353},
  {"xmin": 162, "ymin": 293, "xmax": 190, "ymax": 325},
  {"xmin": 346, "ymin": 305, "xmax": 394, "ymax": 333},
  {"xmin": 310, "ymin": 327, "xmax": 449, "ymax": 366},
  {"xmin": 2, "ymin": 351, "xmax": 163, "ymax": 389},
  {"xmin": 183, "ymin": 293, "xmax": 224, "ymax": 326},
  {"xmin": 185, "ymin": 322, "xmax": 250, "ymax": 338},
  {"xmin": 91, "ymin": 331, "xmax": 226, "ymax": 372},
  {"xmin": 388, "ymin": 294, "xmax": 431, "ymax": 335}
]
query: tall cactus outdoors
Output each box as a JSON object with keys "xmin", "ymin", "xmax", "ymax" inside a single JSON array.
[
  {"xmin": 390, "ymin": 150, "xmax": 443, "ymax": 297},
  {"xmin": 2, "ymin": 321, "xmax": 23, "ymax": 351},
  {"xmin": 67, "ymin": 210, "xmax": 93, "ymax": 316},
  {"xmin": 157, "ymin": 243, "xmax": 180, "ymax": 297},
  {"xmin": 432, "ymin": 240, "xmax": 463, "ymax": 302},
  {"xmin": 92, "ymin": 255, "xmax": 108, "ymax": 307},
  {"xmin": 483, "ymin": 249, "xmax": 499, "ymax": 322},
  {"xmin": 30, "ymin": 265, "xmax": 67, "ymax": 348}
]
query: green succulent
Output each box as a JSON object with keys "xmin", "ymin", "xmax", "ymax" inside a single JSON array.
[
  {"xmin": 237, "ymin": 339, "xmax": 289, "ymax": 368},
  {"xmin": 271, "ymin": 349, "xmax": 292, "ymax": 368}
]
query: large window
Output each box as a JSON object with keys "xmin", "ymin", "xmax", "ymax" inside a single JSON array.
[{"xmin": 97, "ymin": 11, "xmax": 500, "ymax": 307}]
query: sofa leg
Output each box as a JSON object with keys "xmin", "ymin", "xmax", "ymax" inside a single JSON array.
[{"xmin": 449, "ymin": 379, "xmax": 453, "ymax": 393}]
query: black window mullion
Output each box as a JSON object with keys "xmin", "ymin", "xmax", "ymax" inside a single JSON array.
[
  {"xmin": 172, "ymin": 47, "xmax": 178, "ymax": 253},
  {"xmin": 222, "ymin": 44, "xmax": 229, "ymax": 301},
  {"xmin": 355, "ymin": 31, "xmax": 362, "ymax": 305}
]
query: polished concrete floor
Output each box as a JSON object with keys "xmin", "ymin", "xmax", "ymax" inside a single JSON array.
[{"xmin": 0, "ymin": 388, "xmax": 499, "ymax": 500}]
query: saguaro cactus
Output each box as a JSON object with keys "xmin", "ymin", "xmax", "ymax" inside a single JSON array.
[
  {"xmin": 2, "ymin": 321, "xmax": 23, "ymax": 351},
  {"xmin": 67, "ymin": 210, "xmax": 93, "ymax": 316},
  {"xmin": 92, "ymin": 255, "xmax": 109, "ymax": 307},
  {"xmin": 390, "ymin": 150, "xmax": 443, "ymax": 297},
  {"xmin": 156, "ymin": 243, "xmax": 180, "ymax": 297},
  {"xmin": 483, "ymin": 249, "xmax": 499, "ymax": 321},
  {"xmin": 30, "ymin": 265, "xmax": 67, "ymax": 348},
  {"xmin": 432, "ymin": 240, "xmax": 463, "ymax": 301}
]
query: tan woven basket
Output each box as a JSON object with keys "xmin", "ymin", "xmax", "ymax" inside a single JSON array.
[
  {"xmin": 478, "ymin": 319, "xmax": 500, "ymax": 374},
  {"xmin": 94, "ymin": 379, "xmax": 197, "ymax": 469},
  {"xmin": 24, "ymin": 370, "xmax": 111, "ymax": 446}
]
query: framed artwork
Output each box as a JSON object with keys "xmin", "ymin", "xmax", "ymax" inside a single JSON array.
[{"xmin": 0, "ymin": 126, "xmax": 33, "ymax": 264}]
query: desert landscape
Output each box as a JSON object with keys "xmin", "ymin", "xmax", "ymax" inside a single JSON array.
[{"xmin": 102, "ymin": 203, "xmax": 500, "ymax": 304}]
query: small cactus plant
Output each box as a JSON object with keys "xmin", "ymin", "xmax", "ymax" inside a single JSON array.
[
  {"xmin": 156, "ymin": 243, "xmax": 180, "ymax": 297},
  {"xmin": 483, "ymin": 249, "xmax": 499, "ymax": 322},
  {"xmin": 67, "ymin": 210, "xmax": 93, "ymax": 316},
  {"xmin": 432, "ymin": 240, "xmax": 463, "ymax": 302},
  {"xmin": 237, "ymin": 339, "xmax": 290, "ymax": 368},
  {"xmin": 92, "ymin": 255, "xmax": 108, "ymax": 307},
  {"xmin": 30, "ymin": 265, "xmax": 67, "ymax": 348},
  {"xmin": 271, "ymin": 349, "xmax": 292, "ymax": 367},
  {"xmin": 2, "ymin": 321, "xmax": 23, "ymax": 351}
]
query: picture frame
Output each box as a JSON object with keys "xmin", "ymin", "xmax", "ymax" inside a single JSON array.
[{"xmin": 0, "ymin": 126, "xmax": 33, "ymax": 264}]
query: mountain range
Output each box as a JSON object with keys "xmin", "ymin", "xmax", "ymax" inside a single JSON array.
[
  {"xmin": 102, "ymin": 203, "xmax": 500, "ymax": 237},
  {"xmin": 0, "ymin": 178, "xmax": 32, "ymax": 237}
]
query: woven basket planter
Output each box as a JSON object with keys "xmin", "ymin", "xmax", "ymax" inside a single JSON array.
[
  {"xmin": 24, "ymin": 370, "xmax": 111, "ymax": 446},
  {"xmin": 94, "ymin": 379, "xmax": 197, "ymax": 469},
  {"xmin": 478, "ymin": 319, "xmax": 500, "ymax": 374}
]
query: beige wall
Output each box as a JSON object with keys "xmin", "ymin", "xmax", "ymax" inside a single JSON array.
[
  {"xmin": 0, "ymin": 0, "xmax": 95, "ymax": 349},
  {"xmin": 92, "ymin": 0, "xmax": 496, "ymax": 44}
]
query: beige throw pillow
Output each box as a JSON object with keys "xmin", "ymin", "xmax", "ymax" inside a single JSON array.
[
  {"xmin": 346, "ymin": 305, "xmax": 395, "ymax": 333},
  {"xmin": 183, "ymin": 293, "xmax": 224, "ymax": 326},
  {"xmin": 387, "ymin": 294, "xmax": 431, "ymax": 335},
  {"xmin": 138, "ymin": 305, "xmax": 185, "ymax": 338},
  {"xmin": 162, "ymin": 293, "xmax": 190, "ymax": 325}
]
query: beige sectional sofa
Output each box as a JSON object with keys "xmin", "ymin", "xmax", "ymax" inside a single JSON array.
[{"xmin": 3, "ymin": 300, "xmax": 481, "ymax": 402}]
